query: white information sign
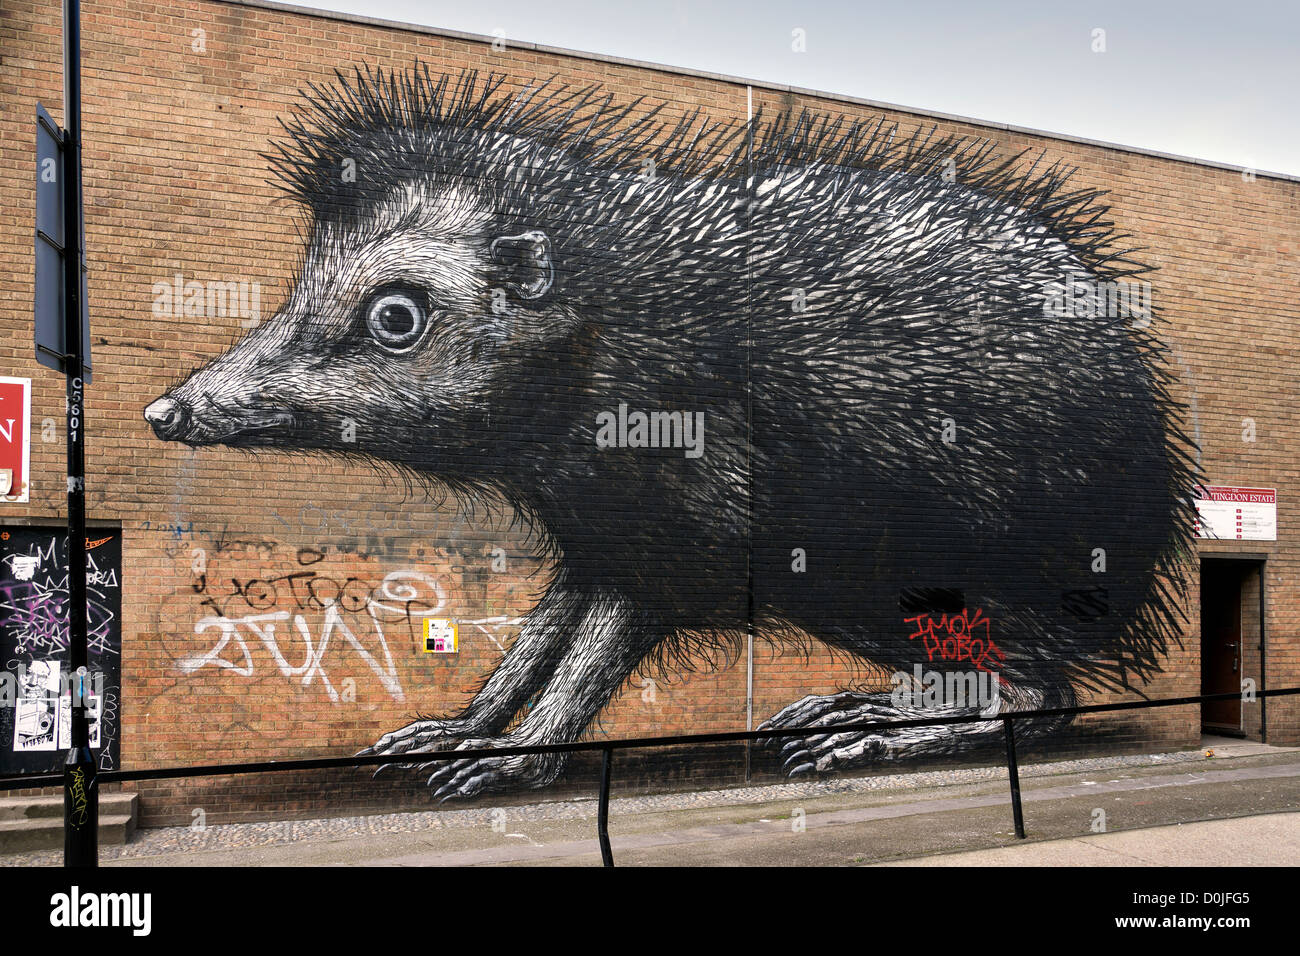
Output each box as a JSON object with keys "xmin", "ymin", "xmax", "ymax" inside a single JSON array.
[{"xmin": 1193, "ymin": 485, "xmax": 1276, "ymax": 541}]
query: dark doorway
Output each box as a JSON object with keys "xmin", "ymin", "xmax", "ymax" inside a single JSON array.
[{"xmin": 1200, "ymin": 558, "xmax": 1255, "ymax": 735}]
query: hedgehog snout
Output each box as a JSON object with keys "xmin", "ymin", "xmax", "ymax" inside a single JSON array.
[{"xmin": 143, "ymin": 395, "xmax": 191, "ymax": 442}]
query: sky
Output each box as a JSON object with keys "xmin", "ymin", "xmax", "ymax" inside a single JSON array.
[{"xmin": 279, "ymin": 0, "xmax": 1300, "ymax": 177}]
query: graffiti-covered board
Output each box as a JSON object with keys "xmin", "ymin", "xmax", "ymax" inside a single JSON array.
[{"xmin": 0, "ymin": 526, "xmax": 121, "ymax": 774}]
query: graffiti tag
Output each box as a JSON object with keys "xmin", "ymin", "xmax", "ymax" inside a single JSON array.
[
  {"xmin": 904, "ymin": 607, "xmax": 1005, "ymax": 673},
  {"xmin": 68, "ymin": 767, "xmax": 89, "ymax": 827},
  {"xmin": 178, "ymin": 570, "xmax": 455, "ymax": 702}
]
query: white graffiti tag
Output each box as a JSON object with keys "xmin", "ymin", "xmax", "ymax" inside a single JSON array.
[{"xmin": 177, "ymin": 570, "xmax": 449, "ymax": 702}]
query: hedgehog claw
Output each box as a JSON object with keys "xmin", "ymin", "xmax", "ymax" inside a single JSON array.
[
  {"xmin": 371, "ymin": 760, "xmax": 419, "ymax": 779},
  {"xmin": 779, "ymin": 738, "xmax": 811, "ymax": 764},
  {"xmin": 782, "ymin": 749, "xmax": 813, "ymax": 773}
]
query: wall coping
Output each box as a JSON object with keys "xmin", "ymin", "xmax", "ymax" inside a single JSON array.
[{"xmin": 216, "ymin": 0, "xmax": 1300, "ymax": 185}]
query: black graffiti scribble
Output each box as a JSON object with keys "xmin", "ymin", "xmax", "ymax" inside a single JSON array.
[
  {"xmin": 189, "ymin": 555, "xmax": 441, "ymax": 624},
  {"xmin": 1062, "ymin": 586, "xmax": 1110, "ymax": 621},
  {"xmin": 899, "ymin": 588, "xmax": 966, "ymax": 615}
]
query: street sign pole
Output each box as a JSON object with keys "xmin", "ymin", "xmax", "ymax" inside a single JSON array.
[{"xmin": 60, "ymin": 0, "xmax": 97, "ymax": 868}]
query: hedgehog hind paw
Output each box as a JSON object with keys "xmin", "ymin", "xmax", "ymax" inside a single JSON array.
[
  {"xmin": 757, "ymin": 690, "xmax": 893, "ymax": 750},
  {"xmin": 762, "ymin": 691, "xmax": 998, "ymax": 775}
]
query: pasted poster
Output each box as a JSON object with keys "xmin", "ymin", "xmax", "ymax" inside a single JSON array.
[{"xmin": 0, "ymin": 526, "xmax": 120, "ymax": 773}]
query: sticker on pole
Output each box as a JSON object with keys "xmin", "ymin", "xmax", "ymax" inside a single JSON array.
[
  {"xmin": 1193, "ymin": 485, "xmax": 1276, "ymax": 541},
  {"xmin": 423, "ymin": 618, "xmax": 458, "ymax": 653}
]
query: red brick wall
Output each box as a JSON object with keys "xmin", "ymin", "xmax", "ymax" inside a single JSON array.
[{"xmin": 1, "ymin": 0, "xmax": 1296, "ymax": 824}]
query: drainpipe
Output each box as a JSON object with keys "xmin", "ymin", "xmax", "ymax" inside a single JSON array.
[
  {"xmin": 744, "ymin": 84, "xmax": 755, "ymax": 781},
  {"xmin": 1259, "ymin": 561, "xmax": 1267, "ymax": 743}
]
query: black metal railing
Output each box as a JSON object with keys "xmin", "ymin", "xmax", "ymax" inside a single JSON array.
[{"xmin": 2, "ymin": 687, "xmax": 1296, "ymax": 865}]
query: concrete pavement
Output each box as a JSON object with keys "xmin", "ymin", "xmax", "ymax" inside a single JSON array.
[
  {"xmin": 3, "ymin": 739, "xmax": 1295, "ymax": 866},
  {"xmin": 102, "ymin": 750, "xmax": 1300, "ymax": 865},
  {"xmin": 876, "ymin": 812, "xmax": 1299, "ymax": 866}
]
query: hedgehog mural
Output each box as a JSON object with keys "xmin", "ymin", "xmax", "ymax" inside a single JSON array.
[{"xmin": 144, "ymin": 66, "xmax": 1199, "ymax": 800}]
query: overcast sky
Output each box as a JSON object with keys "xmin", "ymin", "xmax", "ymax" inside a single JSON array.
[{"xmin": 279, "ymin": 0, "xmax": 1300, "ymax": 177}]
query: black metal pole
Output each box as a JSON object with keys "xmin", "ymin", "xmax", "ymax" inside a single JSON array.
[
  {"xmin": 60, "ymin": 0, "xmax": 97, "ymax": 868},
  {"xmin": 1003, "ymin": 717, "xmax": 1025, "ymax": 840},
  {"xmin": 598, "ymin": 747, "xmax": 614, "ymax": 867}
]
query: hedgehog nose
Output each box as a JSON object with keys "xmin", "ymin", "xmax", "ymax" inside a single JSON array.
[{"xmin": 144, "ymin": 396, "xmax": 190, "ymax": 441}]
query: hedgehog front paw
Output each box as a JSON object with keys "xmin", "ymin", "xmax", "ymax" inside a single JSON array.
[
  {"xmin": 424, "ymin": 734, "xmax": 567, "ymax": 801},
  {"xmin": 357, "ymin": 716, "xmax": 480, "ymax": 776}
]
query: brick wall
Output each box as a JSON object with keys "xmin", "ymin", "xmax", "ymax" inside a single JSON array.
[{"xmin": 1, "ymin": 0, "xmax": 1296, "ymax": 825}]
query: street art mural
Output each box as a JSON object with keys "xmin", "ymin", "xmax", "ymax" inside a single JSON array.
[
  {"xmin": 0, "ymin": 527, "xmax": 122, "ymax": 773},
  {"xmin": 144, "ymin": 67, "xmax": 1199, "ymax": 799}
]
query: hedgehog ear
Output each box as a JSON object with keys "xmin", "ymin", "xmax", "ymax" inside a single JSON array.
[{"xmin": 489, "ymin": 230, "xmax": 554, "ymax": 301}]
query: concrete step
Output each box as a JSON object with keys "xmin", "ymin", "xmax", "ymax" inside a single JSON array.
[
  {"xmin": 0, "ymin": 813, "xmax": 136, "ymax": 854},
  {"xmin": 0, "ymin": 791, "xmax": 137, "ymax": 821},
  {"xmin": 0, "ymin": 792, "xmax": 138, "ymax": 853}
]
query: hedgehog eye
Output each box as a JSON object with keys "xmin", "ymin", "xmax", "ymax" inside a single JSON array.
[{"xmin": 366, "ymin": 292, "xmax": 426, "ymax": 352}]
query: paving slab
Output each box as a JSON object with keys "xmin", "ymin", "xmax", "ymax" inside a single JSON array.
[{"xmin": 877, "ymin": 812, "xmax": 1300, "ymax": 866}]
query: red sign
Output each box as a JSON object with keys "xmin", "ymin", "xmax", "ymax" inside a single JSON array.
[
  {"xmin": 0, "ymin": 377, "xmax": 32, "ymax": 503},
  {"xmin": 1193, "ymin": 485, "xmax": 1276, "ymax": 504}
]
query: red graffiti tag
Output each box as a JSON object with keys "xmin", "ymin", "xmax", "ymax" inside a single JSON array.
[{"xmin": 904, "ymin": 608, "xmax": 1005, "ymax": 673}]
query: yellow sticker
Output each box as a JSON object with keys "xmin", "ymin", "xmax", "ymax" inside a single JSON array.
[{"xmin": 423, "ymin": 617, "xmax": 458, "ymax": 653}]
